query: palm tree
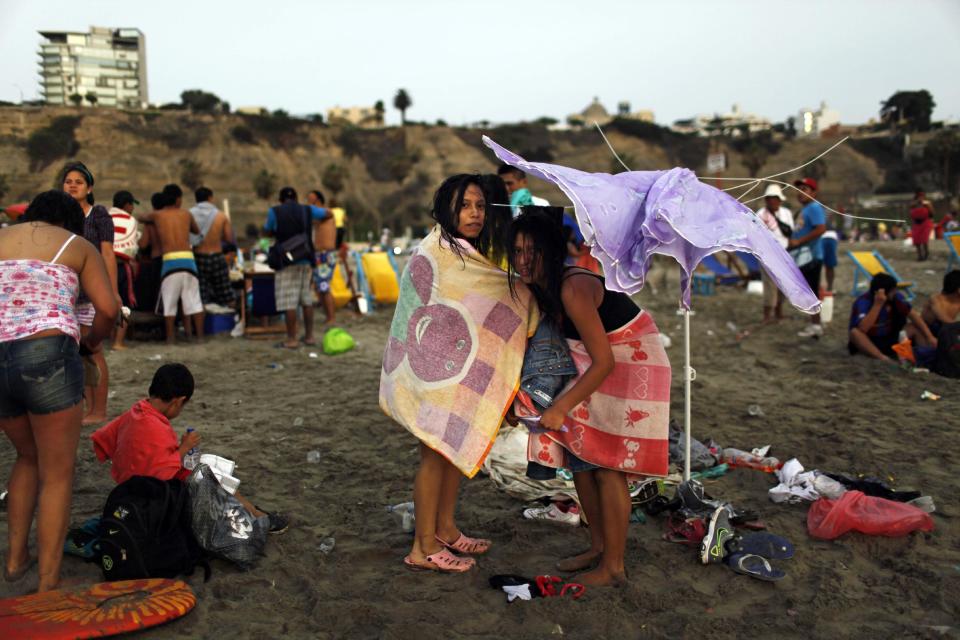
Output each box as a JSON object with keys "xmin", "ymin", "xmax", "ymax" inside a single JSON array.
[
  {"xmin": 69, "ymin": 93, "xmax": 83, "ymax": 108},
  {"xmin": 393, "ymin": 89, "xmax": 412, "ymax": 126},
  {"xmin": 85, "ymin": 92, "xmax": 98, "ymax": 107}
]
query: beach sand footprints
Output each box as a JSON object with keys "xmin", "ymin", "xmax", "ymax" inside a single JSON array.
[{"xmin": 383, "ymin": 255, "xmax": 472, "ymax": 382}]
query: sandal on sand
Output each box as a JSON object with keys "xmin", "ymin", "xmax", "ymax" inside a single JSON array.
[
  {"xmin": 436, "ymin": 533, "xmax": 491, "ymax": 555},
  {"xmin": 726, "ymin": 532, "xmax": 794, "ymax": 560},
  {"xmin": 404, "ymin": 549, "xmax": 475, "ymax": 573},
  {"xmin": 726, "ymin": 553, "xmax": 785, "ymax": 582}
]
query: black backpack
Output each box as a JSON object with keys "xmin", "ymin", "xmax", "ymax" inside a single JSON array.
[
  {"xmin": 98, "ymin": 476, "xmax": 209, "ymax": 582},
  {"xmin": 933, "ymin": 322, "xmax": 960, "ymax": 379}
]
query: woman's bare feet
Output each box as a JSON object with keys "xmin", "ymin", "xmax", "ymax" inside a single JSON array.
[
  {"xmin": 81, "ymin": 414, "xmax": 107, "ymax": 426},
  {"xmin": 557, "ymin": 549, "xmax": 602, "ymax": 572},
  {"xmin": 576, "ymin": 566, "xmax": 627, "ymax": 587}
]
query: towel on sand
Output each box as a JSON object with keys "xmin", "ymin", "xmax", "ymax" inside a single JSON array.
[{"xmin": 379, "ymin": 226, "xmax": 539, "ymax": 477}]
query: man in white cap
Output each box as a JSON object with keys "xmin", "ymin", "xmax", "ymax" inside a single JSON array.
[{"xmin": 756, "ymin": 184, "xmax": 794, "ymax": 323}]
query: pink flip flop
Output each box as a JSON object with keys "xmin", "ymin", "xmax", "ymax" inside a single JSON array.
[
  {"xmin": 404, "ymin": 548, "xmax": 475, "ymax": 573},
  {"xmin": 436, "ymin": 533, "xmax": 492, "ymax": 555}
]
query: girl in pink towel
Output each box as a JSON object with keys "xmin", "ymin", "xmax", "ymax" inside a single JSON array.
[{"xmin": 510, "ymin": 209, "xmax": 670, "ymax": 587}]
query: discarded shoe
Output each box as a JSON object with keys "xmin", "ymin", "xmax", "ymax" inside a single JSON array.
[
  {"xmin": 726, "ymin": 552, "xmax": 785, "ymax": 581},
  {"xmin": 523, "ymin": 502, "xmax": 581, "ymax": 526},
  {"xmin": 700, "ymin": 506, "xmax": 734, "ymax": 565},
  {"xmin": 726, "ymin": 532, "xmax": 794, "ymax": 560}
]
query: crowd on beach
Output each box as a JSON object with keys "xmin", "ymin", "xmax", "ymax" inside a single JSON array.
[{"xmin": 0, "ymin": 154, "xmax": 957, "ymax": 595}]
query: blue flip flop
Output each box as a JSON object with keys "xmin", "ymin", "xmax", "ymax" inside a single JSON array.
[
  {"xmin": 726, "ymin": 532, "xmax": 794, "ymax": 560},
  {"xmin": 726, "ymin": 553, "xmax": 785, "ymax": 582}
]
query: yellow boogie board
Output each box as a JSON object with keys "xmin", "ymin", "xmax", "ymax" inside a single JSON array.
[{"xmin": 0, "ymin": 578, "xmax": 196, "ymax": 639}]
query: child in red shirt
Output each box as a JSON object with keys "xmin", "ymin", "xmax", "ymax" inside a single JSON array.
[{"xmin": 92, "ymin": 364, "xmax": 287, "ymax": 533}]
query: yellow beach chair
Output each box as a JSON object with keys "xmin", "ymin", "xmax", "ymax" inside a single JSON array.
[
  {"xmin": 359, "ymin": 251, "xmax": 400, "ymax": 305},
  {"xmin": 847, "ymin": 250, "xmax": 915, "ymax": 301},
  {"xmin": 945, "ymin": 232, "xmax": 960, "ymax": 272},
  {"xmin": 330, "ymin": 262, "xmax": 353, "ymax": 308}
]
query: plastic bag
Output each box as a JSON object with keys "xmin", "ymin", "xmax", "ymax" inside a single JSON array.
[
  {"xmin": 807, "ymin": 490, "xmax": 934, "ymax": 540},
  {"xmin": 187, "ymin": 464, "xmax": 268, "ymax": 570},
  {"xmin": 323, "ymin": 328, "xmax": 356, "ymax": 355}
]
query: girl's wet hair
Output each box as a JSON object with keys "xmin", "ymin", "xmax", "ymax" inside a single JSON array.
[
  {"xmin": 507, "ymin": 208, "xmax": 568, "ymax": 323},
  {"xmin": 479, "ymin": 173, "xmax": 511, "ymax": 267},
  {"xmin": 20, "ymin": 190, "xmax": 85, "ymax": 235},
  {"xmin": 430, "ymin": 174, "xmax": 491, "ymax": 263}
]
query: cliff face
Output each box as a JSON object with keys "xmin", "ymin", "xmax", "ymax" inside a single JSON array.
[{"xmin": 0, "ymin": 107, "xmax": 885, "ymax": 236}]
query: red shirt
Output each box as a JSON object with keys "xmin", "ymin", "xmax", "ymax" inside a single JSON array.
[{"xmin": 92, "ymin": 399, "xmax": 189, "ymax": 484}]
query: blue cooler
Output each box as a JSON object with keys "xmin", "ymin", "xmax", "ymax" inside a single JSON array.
[{"xmin": 204, "ymin": 313, "xmax": 236, "ymax": 335}]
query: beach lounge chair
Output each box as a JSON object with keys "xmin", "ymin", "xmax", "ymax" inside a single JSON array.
[
  {"xmin": 735, "ymin": 251, "xmax": 762, "ymax": 276},
  {"xmin": 847, "ymin": 250, "xmax": 915, "ymax": 301},
  {"xmin": 945, "ymin": 232, "xmax": 960, "ymax": 272},
  {"xmin": 699, "ymin": 254, "xmax": 742, "ymax": 285},
  {"xmin": 354, "ymin": 250, "xmax": 400, "ymax": 308}
]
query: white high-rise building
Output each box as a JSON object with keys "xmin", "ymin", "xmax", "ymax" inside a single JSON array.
[
  {"xmin": 38, "ymin": 26, "xmax": 148, "ymax": 109},
  {"xmin": 797, "ymin": 101, "xmax": 840, "ymax": 138}
]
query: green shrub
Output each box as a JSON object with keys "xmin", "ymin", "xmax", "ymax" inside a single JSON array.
[{"xmin": 26, "ymin": 116, "xmax": 82, "ymax": 170}]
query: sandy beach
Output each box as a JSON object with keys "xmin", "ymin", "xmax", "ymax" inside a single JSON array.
[{"xmin": 1, "ymin": 239, "xmax": 957, "ymax": 639}]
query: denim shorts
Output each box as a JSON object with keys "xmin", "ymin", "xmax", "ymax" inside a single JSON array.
[
  {"xmin": 0, "ymin": 335, "xmax": 83, "ymax": 418},
  {"xmin": 526, "ymin": 450, "xmax": 599, "ymax": 480}
]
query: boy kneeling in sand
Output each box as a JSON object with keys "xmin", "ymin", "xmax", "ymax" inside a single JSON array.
[{"xmin": 91, "ymin": 363, "xmax": 288, "ymax": 534}]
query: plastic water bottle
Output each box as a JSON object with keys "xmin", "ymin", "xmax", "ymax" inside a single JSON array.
[
  {"xmin": 386, "ymin": 502, "xmax": 416, "ymax": 532},
  {"xmin": 721, "ymin": 448, "xmax": 781, "ymax": 473},
  {"xmin": 183, "ymin": 428, "xmax": 200, "ymax": 470}
]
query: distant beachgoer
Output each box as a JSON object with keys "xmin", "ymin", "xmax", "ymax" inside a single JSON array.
[
  {"xmin": 755, "ymin": 184, "xmax": 794, "ymax": 322},
  {"xmin": 60, "ymin": 161, "xmax": 119, "ymax": 425},
  {"xmin": 848, "ymin": 273, "xmax": 936, "ymax": 361},
  {"xmin": 789, "ymin": 177, "xmax": 826, "ymax": 338},
  {"xmin": 109, "ymin": 190, "xmax": 140, "ymax": 350},
  {"xmin": 0, "ymin": 190, "xmax": 118, "ymax": 592},
  {"xmin": 509, "ymin": 209, "xmax": 669, "ymax": 587},
  {"xmin": 821, "ymin": 213, "xmax": 839, "ymax": 293},
  {"xmin": 190, "ymin": 187, "xmax": 237, "ymax": 310},
  {"xmin": 264, "ymin": 187, "xmax": 327, "ymax": 348},
  {"xmin": 306, "ymin": 189, "xmax": 336, "ymax": 325},
  {"xmin": 140, "ymin": 184, "xmax": 204, "ymax": 343},
  {"xmin": 912, "ymin": 270, "xmax": 960, "ymax": 340},
  {"xmin": 91, "ymin": 364, "xmax": 287, "ymax": 534},
  {"xmin": 133, "ymin": 192, "xmax": 164, "ymax": 314},
  {"xmin": 909, "ymin": 190, "xmax": 933, "ymax": 262},
  {"xmin": 497, "ymin": 164, "xmax": 549, "ymax": 217},
  {"xmin": 329, "ymin": 197, "xmax": 348, "ymax": 249}
]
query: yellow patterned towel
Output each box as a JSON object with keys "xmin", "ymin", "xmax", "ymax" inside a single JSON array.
[{"xmin": 379, "ymin": 227, "xmax": 539, "ymax": 477}]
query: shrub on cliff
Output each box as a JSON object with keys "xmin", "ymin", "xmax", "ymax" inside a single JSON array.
[{"xmin": 26, "ymin": 116, "xmax": 81, "ymax": 170}]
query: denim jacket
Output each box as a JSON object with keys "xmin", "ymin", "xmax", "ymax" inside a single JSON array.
[{"xmin": 520, "ymin": 320, "xmax": 577, "ymax": 409}]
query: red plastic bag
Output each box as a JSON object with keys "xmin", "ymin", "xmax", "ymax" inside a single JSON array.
[{"xmin": 807, "ymin": 491, "xmax": 934, "ymax": 540}]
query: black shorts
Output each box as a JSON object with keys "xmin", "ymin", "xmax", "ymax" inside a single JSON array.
[
  {"xmin": 799, "ymin": 260, "xmax": 823, "ymax": 295},
  {"xmin": 335, "ymin": 227, "xmax": 346, "ymax": 249}
]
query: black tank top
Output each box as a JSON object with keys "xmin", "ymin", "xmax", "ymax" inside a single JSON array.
[{"xmin": 561, "ymin": 269, "xmax": 639, "ymax": 340}]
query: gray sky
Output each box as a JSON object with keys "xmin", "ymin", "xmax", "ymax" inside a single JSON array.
[{"xmin": 1, "ymin": 0, "xmax": 958, "ymax": 126}]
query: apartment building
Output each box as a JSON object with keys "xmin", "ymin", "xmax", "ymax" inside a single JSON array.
[{"xmin": 38, "ymin": 26, "xmax": 148, "ymax": 109}]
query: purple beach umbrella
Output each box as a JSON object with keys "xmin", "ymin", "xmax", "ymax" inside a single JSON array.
[
  {"xmin": 483, "ymin": 135, "xmax": 820, "ymax": 479},
  {"xmin": 482, "ymin": 135, "xmax": 819, "ymax": 313}
]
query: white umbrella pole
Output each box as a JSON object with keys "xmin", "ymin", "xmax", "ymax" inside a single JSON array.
[{"xmin": 683, "ymin": 307, "xmax": 693, "ymax": 481}]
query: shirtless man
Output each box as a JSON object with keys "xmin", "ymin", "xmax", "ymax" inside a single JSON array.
[
  {"xmin": 911, "ymin": 270, "xmax": 960, "ymax": 342},
  {"xmin": 140, "ymin": 184, "xmax": 204, "ymax": 343},
  {"xmin": 190, "ymin": 187, "xmax": 236, "ymax": 310}
]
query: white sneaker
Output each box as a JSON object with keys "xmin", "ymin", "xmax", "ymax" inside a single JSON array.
[
  {"xmin": 797, "ymin": 324, "xmax": 824, "ymax": 338},
  {"xmin": 522, "ymin": 502, "xmax": 581, "ymax": 526}
]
